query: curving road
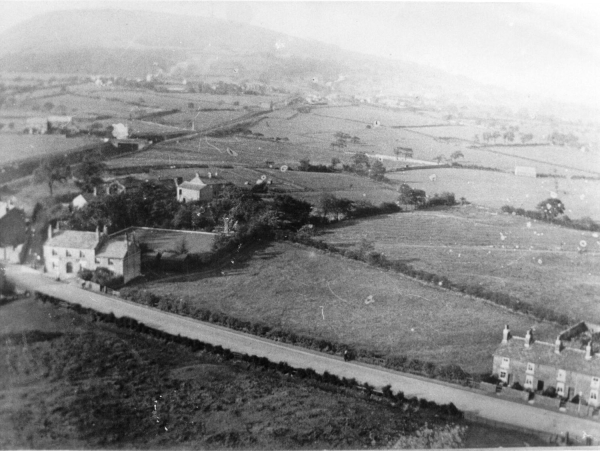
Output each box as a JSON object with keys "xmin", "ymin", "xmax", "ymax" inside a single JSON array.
[{"xmin": 6, "ymin": 263, "xmax": 600, "ymax": 443}]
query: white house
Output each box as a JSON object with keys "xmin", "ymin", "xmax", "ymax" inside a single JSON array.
[
  {"xmin": 43, "ymin": 225, "xmax": 141, "ymax": 283},
  {"xmin": 175, "ymin": 173, "xmax": 226, "ymax": 203}
]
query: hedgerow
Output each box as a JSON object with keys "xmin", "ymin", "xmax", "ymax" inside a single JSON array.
[{"xmin": 32, "ymin": 291, "xmax": 463, "ymax": 420}]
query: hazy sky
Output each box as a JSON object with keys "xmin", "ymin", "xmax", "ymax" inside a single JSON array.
[{"xmin": 0, "ymin": 1, "xmax": 598, "ymax": 106}]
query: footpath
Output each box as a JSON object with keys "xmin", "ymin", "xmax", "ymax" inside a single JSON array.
[{"xmin": 6, "ymin": 263, "xmax": 600, "ymax": 444}]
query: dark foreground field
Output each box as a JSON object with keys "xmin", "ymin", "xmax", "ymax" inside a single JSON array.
[{"xmin": 0, "ymin": 297, "xmax": 549, "ymax": 449}]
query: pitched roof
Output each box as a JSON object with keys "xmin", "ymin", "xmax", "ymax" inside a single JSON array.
[
  {"xmin": 179, "ymin": 182, "xmax": 209, "ymax": 191},
  {"xmin": 494, "ymin": 336, "xmax": 600, "ymax": 376},
  {"xmin": 96, "ymin": 234, "xmax": 130, "ymax": 259},
  {"xmin": 45, "ymin": 230, "xmax": 98, "ymax": 250}
]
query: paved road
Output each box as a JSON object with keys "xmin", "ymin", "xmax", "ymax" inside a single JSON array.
[{"xmin": 6, "ymin": 264, "xmax": 600, "ymax": 442}]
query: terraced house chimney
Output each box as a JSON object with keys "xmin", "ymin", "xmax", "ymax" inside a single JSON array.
[
  {"xmin": 555, "ymin": 335, "xmax": 563, "ymax": 354},
  {"xmin": 502, "ymin": 324, "xmax": 511, "ymax": 344},
  {"xmin": 96, "ymin": 226, "xmax": 100, "ymax": 241},
  {"xmin": 524, "ymin": 328, "xmax": 533, "ymax": 348},
  {"xmin": 586, "ymin": 342, "xmax": 593, "ymax": 361},
  {"xmin": 48, "ymin": 224, "xmax": 52, "ymax": 240}
]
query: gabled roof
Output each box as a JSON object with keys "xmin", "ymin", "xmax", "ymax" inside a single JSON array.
[
  {"xmin": 495, "ymin": 337, "xmax": 600, "ymax": 376},
  {"xmin": 45, "ymin": 230, "xmax": 98, "ymax": 250},
  {"xmin": 179, "ymin": 182, "xmax": 209, "ymax": 191}
]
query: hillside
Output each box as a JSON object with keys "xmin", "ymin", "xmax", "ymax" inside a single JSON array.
[{"xmin": 0, "ymin": 8, "xmax": 591, "ymax": 118}]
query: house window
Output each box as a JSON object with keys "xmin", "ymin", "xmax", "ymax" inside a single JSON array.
[
  {"xmin": 557, "ymin": 369, "xmax": 566, "ymax": 382},
  {"xmin": 80, "ymin": 251, "xmax": 85, "ymax": 258},
  {"xmin": 525, "ymin": 375, "xmax": 534, "ymax": 389},
  {"xmin": 590, "ymin": 390, "xmax": 599, "ymax": 405},
  {"xmin": 179, "ymin": 189, "xmax": 182, "ymax": 196},
  {"xmin": 526, "ymin": 363, "xmax": 535, "ymax": 374},
  {"xmin": 557, "ymin": 382, "xmax": 565, "ymax": 397},
  {"xmin": 95, "ymin": 258, "xmax": 100, "ymax": 264},
  {"xmin": 501, "ymin": 357, "xmax": 510, "ymax": 368},
  {"xmin": 108, "ymin": 258, "xmax": 114, "ymax": 266},
  {"xmin": 52, "ymin": 249, "xmax": 57, "ymax": 256},
  {"xmin": 499, "ymin": 370, "xmax": 508, "ymax": 382},
  {"xmin": 52, "ymin": 262, "xmax": 56, "ymax": 269},
  {"xmin": 592, "ymin": 377, "xmax": 600, "ymax": 389},
  {"xmin": 66, "ymin": 250, "xmax": 71, "ymax": 257}
]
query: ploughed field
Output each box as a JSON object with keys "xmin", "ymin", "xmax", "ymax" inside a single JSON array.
[
  {"xmin": 0, "ymin": 296, "xmax": 547, "ymax": 449},
  {"xmin": 319, "ymin": 206, "xmax": 600, "ymax": 323},
  {"xmin": 143, "ymin": 241, "xmax": 562, "ymax": 374}
]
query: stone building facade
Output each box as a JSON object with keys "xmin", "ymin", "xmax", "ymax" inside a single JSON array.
[{"xmin": 493, "ymin": 325, "xmax": 600, "ymax": 407}]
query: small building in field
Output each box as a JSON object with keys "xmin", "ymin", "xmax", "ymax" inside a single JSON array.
[
  {"xmin": 493, "ymin": 325, "xmax": 600, "ymax": 407},
  {"xmin": 175, "ymin": 173, "xmax": 226, "ymax": 203},
  {"xmin": 43, "ymin": 225, "xmax": 141, "ymax": 283},
  {"xmin": 24, "ymin": 117, "xmax": 48, "ymax": 134},
  {"xmin": 47, "ymin": 115, "xmax": 73, "ymax": 131},
  {"xmin": 514, "ymin": 166, "xmax": 537, "ymax": 178}
]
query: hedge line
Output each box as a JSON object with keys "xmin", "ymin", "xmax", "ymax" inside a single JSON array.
[
  {"xmin": 34, "ymin": 291, "xmax": 462, "ymax": 420},
  {"xmin": 501, "ymin": 205, "xmax": 600, "ymax": 233},
  {"xmin": 284, "ymin": 234, "xmax": 573, "ymax": 327},
  {"xmin": 116, "ymin": 285, "xmax": 473, "ymax": 384}
]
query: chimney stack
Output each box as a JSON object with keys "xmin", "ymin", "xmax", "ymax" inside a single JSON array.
[
  {"xmin": 524, "ymin": 328, "xmax": 533, "ymax": 348},
  {"xmin": 96, "ymin": 226, "xmax": 100, "ymax": 241},
  {"xmin": 48, "ymin": 224, "xmax": 53, "ymax": 240},
  {"xmin": 502, "ymin": 324, "xmax": 511, "ymax": 344},
  {"xmin": 555, "ymin": 335, "xmax": 563, "ymax": 354},
  {"xmin": 103, "ymin": 224, "xmax": 108, "ymax": 236},
  {"xmin": 173, "ymin": 177, "xmax": 179, "ymax": 187},
  {"xmin": 586, "ymin": 342, "xmax": 593, "ymax": 361}
]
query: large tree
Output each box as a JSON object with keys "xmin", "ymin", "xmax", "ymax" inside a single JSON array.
[
  {"xmin": 537, "ymin": 198, "xmax": 565, "ymax": 220},
  {"xmin": 369, "ymin": 159, "xmax": 386, "ymax": 181},
  {"xmin": 73, "ymin": 157, "xmax": 107, "ymax": 192},
  {"xmin": 33, "ymin": 156, "xmax": 71, "ymax": 196}
]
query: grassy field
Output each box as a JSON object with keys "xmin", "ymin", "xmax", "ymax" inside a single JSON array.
[
  {"xmin": 1, "ymin": 296, "xmax": 547, "ymax": 449},
  {"xmin": 388, "ymin": 167, "xmax": 600, "ymax": 220},
  {"xmin": 144, "ymin": 241, "xmax": 562, "ymax": 374},
  {"xmin": 131, "ymin": 228, "xmax": 215, "ymax": 254},
  {"xmin": 0, "ymin": 134, "xmax": 98, "ymax": 165},
  {"xmin": 319, "ymin": 206, "xmax": 600, "ymax": 323}
]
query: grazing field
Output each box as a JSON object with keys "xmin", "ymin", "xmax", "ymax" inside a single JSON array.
[
  {"xmin": 388, "ymin": 167, "xmax": 600, "ymax": 219},
  {"xmin": 19, "ymin": 93, "xmax": 134, "ymax": 117},
  {"xmin": 319, "ymin": 207, "xmax": 600, "ymax": 322},
  {"xmin": 144, "ymin": 241, "xmax": 562, "ymax": 374},
  {"xmin": 0, "ymin": 134, "xmax": 98, "ymax": 165}
]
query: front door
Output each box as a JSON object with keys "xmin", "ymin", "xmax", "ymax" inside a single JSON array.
[{"xmin": 537, "ymin": 380, "xmax": 544, "ymax": 392}]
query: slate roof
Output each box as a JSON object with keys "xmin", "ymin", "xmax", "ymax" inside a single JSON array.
[
  {"xmin": 45, "ymin": 230, "xmax": 98, "ymax": 250},
  {"xmin": 494, "ymin": 336, "xmax": 600, "ymax": 376},
  {"xmin": 96, "ymin": 234, "xmax": 129, "ymax": 259},
  {"xmin": 179, "ymin": 182, "xmax": 209, "ymax": 191}
]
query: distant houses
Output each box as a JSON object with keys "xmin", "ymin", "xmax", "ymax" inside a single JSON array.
[
  {"xmin": 43, "ymin": 224, "xmax": 141, "ymax": 283},
  {"xmin": 23, "ymin": 115, "xmax": 72, "ymax": 134},
  {"xmin": 175, "ymin": 173, "xmax": 227, "ymax": 203}
]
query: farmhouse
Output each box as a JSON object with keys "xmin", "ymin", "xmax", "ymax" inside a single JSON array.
[
  {"xmin": 493, "ymin": 325, "xmax": 600, "ymax": 407},
  {"xmin": 43, "ymin": 224, "xmax": 141, "ymax": 283},
  {"xmin": 175, "ymin": 173, "xmax": 226, "ymax": 203}
]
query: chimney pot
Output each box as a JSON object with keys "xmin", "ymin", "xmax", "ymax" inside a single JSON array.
[
  {"xmin": 555, "ymin": 336, "xmax": 562, "ymax": 354},
  {"xmin": 586, "ymin": 342, "xmax": 593, "ymax": 361},
  {"xmin": 96, "ymin": 226, "xmax": 100, "ymax": 241},
  {"xmin": 48, "ymin": 224, "xmax": 53, "ymax": 240},
  {"xmin": 502, "ymin": 324, "xmax": 511, "ymax": 344},
  {"xmin": 524, "ymin": 328, "xmax": 533, "ymax": 348}
]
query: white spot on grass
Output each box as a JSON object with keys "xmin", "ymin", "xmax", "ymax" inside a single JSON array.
[
  {"xmin": 526, "ymin": 222, "xmax": 532, "ymax": 228},
  {"xmin": 538, "ymin": 259, "xmax": 543, "ymax": 264}
]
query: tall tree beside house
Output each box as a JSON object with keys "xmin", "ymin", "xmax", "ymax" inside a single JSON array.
[
  {"xmin": 33, "ymin": 156, "xmax": 71, "ymax": 196},
  {"xmin": 73, "ymin": 157, "xmax": 107, "ymax": 192}
]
